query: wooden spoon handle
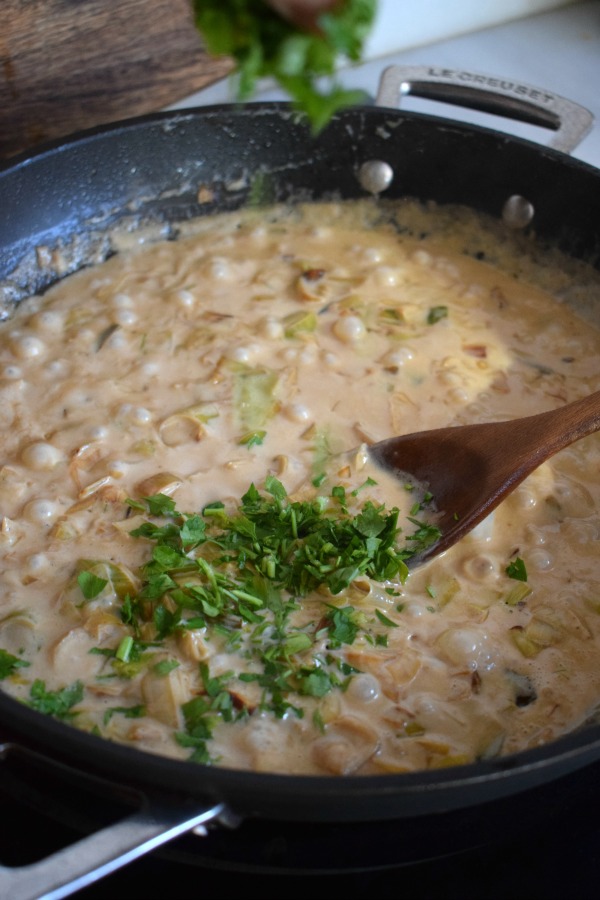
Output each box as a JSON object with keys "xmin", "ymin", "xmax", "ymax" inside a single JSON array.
[{"xmin": 503, "ymin": 389, "xmax": 600, "ymax": 473}]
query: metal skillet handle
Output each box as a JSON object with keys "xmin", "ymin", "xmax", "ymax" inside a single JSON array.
[
  {"xmin": 0, "ymin": 800, "xmax": 225, "ymax": 900},
  {"xmin": 0, "ymin": 741, "xmax": 227, "ymax": 900},
  {"xmin": 376, "ymin": 65, "xmax": 593, "ymax": 154}
]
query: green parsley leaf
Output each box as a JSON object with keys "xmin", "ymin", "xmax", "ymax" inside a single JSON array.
[
  {"xmin": 351, "ymin": 476, "xmax": 377, "ymax": 496},
  {"xmin": 0, "ymin": 648, "xmax": 30, "ymax": 680},
  {"xmin": 145, "ymin": 494, "xmax": 177, "ymax": 517},
  {"xmin": 375, "ymin": 608, "xmax": 399, "ymax": 628},
  {"xmin": 192, "ymin": 0, "xmax": 377, "ymax": 132},
  {"xmin": 325, "ymin": 605, "xmax": 359, "ymax": 647},
  {"xmin": 103, "ymin": 704, "xmax": 146, "ymax": 725},
  {"xmin": 153, "ymin": 659, "xmax": 180, "ymax": 676},
  {"xmin": 296, "ymin": 666, "xmax": 333, "ymax": 698},
  {"xmin": 180, "ymin": 514, "xmax": 207, "ymax": 549},
  {"xmin": 264, "ymin": 474, "xmax": 288, "ymax": 502},
  {"xmin": 427, "ymin": 305, "xmax": 448, "ymax": 325},
  {"xmin": 28, "ymin": 679, "xmax": 84, "ymax": 720},
  {"xmin": 239, "ymin": 430, "xmax": 267, "ymax": 448},
  {"xmin": 331, "ymin": 484, "xmax": 346, "ymax": 504},
  {"xmin": 77, "ymin": 571, "xmax": 108, "ymax": 601},
  {"xmin": 506, "ymin": 557, "xmax": 528, "ymax": 582},
  {"xmin": 354, "ymin": 502, "xmax": 387, "ymax": 538}
]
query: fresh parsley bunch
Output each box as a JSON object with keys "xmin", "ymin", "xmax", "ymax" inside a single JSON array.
[{"xmin": 192, "ymin": 0, "xmax": 377, "ymax": 131}]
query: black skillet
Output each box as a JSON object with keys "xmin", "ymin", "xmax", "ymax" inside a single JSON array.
[{"xmin": 1, "ymin": 67, "xmax": 600, "ymax": 899}]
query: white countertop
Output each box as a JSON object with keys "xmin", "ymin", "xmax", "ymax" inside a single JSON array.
[{"xmin": 171, "ymin": 0, "xmax": 600, "ymax": 169}]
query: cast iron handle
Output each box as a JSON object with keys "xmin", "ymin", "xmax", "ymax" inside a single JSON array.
[
  {"xmin": 0, "ymin": 741, "xmax": 227, "ymax": 900},
  {"xmin": 376, "ymin": 65, "xmax": 593, "ymax": 154}
]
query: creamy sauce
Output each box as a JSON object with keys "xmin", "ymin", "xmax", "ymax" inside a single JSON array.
[{"xmin": 0, "ymin": 199, "xmax": 599, "ymax": 775}]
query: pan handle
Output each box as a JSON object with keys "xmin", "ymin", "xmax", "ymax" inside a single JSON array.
[
  {"xmin": 0, "ymin": 741, "xmax": 227, "ymax": 900},
  {"xmin": 375, "ymin": 65, "xmax": 593, "ymax": 155},
  {"xmin": 0, "ymin": 798, "xmax": 225, "ymax": 900}
]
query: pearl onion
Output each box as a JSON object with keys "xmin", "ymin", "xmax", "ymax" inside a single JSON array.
[
  {"xmin": 438, "ymin": 628, "xmax": 493, "ymax": 669},
  {"xmin": 142, "ymin": 361, "xmax": 160, "ymax": 377},
  {"xmin": 525, "ymin": 525, "xmax": 547, "ymax": 546},
  {"xmin": 112, "ymin": 293, "xmax": 133, "ymax": 309},
  {"xmin": 108, "ymin": 460, "xmax": 128, "ymax": 478},
  {"xmin": 437, "ymin": 370, "xmax": 462, "ymax": 386},
  {"xmin": 346, "ymin": 673, "xmax": 380, "ymax": 702},
  {"xmin": 131, "ymin": 407, "xmax": 152, "ymax": 424},
  {"xmin": 448, "ymin": 387, "xmax": 469, "ymax": 404},
  {"xmin": 528, "ymin": 548, "xmax": 554, "ymax": 571},
  {"xmin": 363, "ymin": 247, "xmax": 383, "ymax": 264},
  {"xmin": 260, "ymin": 318, "xmax": 284, "ymax": 340},
  {"xmin": 383, "ymin": 347, "xmax": 414, "ymax": 367},
  {"xmin": 514, "ymin": 487, "xmax": 537, "ymax": 510},
  {"xmin": 89, "ymin": 426, "xmax": 109, "ymax": 440},
  {"xmin": 24, "ymin": 499, "xmax": 58, "ymax": 523},
  {"xmin": 322, "ymin": 351, "xmax": 340, "ymax": 369},
  {"xmin": 333, "ymin": 315, "xmax": 365, "ymax": 343},
  {"xmin": 116, "ymin": 404, "xmax": 152, "ymax": 425},
  {"xmin": 11, "ymin": 334, "xmax": 46, "ymax": 359},
  {"xmin": 24, "ymin": 553, "xmax": 50, "ymax": 577},
  {"xmin": 229, "ymin": 344, "xmax": 261, "ymax": 364},
  {"xmin": 176, "ymin": 290, "xmax": 195, "ymax": 308},
  {"xmin": 210, "ymin": 258, "xmax": 231, "ymax": 279},
  {"xmin": 45, "ymin": 360, "xmax": 67, "ymax": 376},
  {"xmin": 461, "ymin": 554, "xmax": 496, "ymax": 581},
  {"xmin": 108, "ymin": 332, "xmax": 127, "ymax": 350},
  {"xmin": 412, "ymin": 249, "xmax": 432, "ymax": 266},
  {"xmin": 115, "ymin": 309, "xmax": 137, "ymax": 326},
  {"xmin": 298, "ymin": 345, "xmax": 317, "ymax": 365},
  {"xmin": 285, "ymin": 403, "xmax": 311, "ymax": 423},
  {"xmin": 374, "ymin": 267, "xmax": 399, "ymax": 286},
  {"xmin": 31, "ymin": 310, "xmax": 63, "ymax": 331},
  {"xmin": 21, "ymin": 442, "xmax": 63, "ymax": 470}
]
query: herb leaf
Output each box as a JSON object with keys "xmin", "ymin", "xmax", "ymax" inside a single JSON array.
[
  {"xmin": 506, "ymin": 557, "xmax": 528, "ymax": 582},
  {"xmin": 192, "ymin": 0, "xmax": 377, "ymax": 132},
  {"xmin": 0, "ymin": 648, "xmax": 30, "ymax": 680},
  {"xmin": 28, "ymin": 680, "xmax": 84, "ymax": 720},
  {"xmin": 427, "ymin": 305, "xmax": 448, "ymax": 325},
  {"xmin": 77, "ymin": 571, "xmax": 108, "ymax": 601},
  {"xmin": 73, "ymin": 475, "xmax": 440, "ymax": 763}
]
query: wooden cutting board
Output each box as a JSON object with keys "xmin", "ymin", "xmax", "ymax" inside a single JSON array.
[{"xmin": 0, "ymin": 0, "xmax": 234, "ymax": 159}]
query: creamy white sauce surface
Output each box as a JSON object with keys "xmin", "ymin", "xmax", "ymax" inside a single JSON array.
[{"xmin": 0, "ymin": 199, "xmax": 599, "ymax": 775}]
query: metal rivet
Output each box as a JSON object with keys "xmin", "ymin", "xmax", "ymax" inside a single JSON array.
[
  {"xmin": 357, "ymin": 160, "xmax": 394, "ymax": 195},
  {"xmin": 502, "ymin": 195, "xmax": 535, "ymax": 229}
]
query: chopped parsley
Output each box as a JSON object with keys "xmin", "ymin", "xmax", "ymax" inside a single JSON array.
[
  {"xmin": 27, "ymin": 679, "xmax": 84, "ymax": 720},
  {"xmin": 238, "ymin": 429, "xmax": 267, "ymax": 448},
  {"xmin": 68, "ymin": 476, "xmax": 441, "ymax": 762},
  {"xmin": 0, "ymin": 648, "xmax": 30, "ymax": 680},
  {"xmin": 176, "ymin": 665, "xmax": 236, "ymax": 763},
  {"xmin": 427, "ymin": 305, "xmax": 448, "ymax": 325},
  {"xmin": 192, "ymin": 0, "xmax": 377, "ymax": 132},
  {"xmin": 375, "ymin": 608, "xmax": 399, "ymax": 628},
  {"xmin": 77, "ymin": 570, "xmax": 108, "ymax": 601},
  {"xmin": 103, "ymin": 704, "xmax": 146, "ymax": 725},
  {"xmin": 506, "ymin": 557, "xmax": 528, "ymax": 582}
]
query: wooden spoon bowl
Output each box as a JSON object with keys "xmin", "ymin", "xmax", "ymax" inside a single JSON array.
[{"xmin": 369, "ymin": 390, "xmax": 600, "ymax": 566}]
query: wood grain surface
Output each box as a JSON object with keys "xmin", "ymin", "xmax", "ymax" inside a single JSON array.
[{"xmin": 0, "ymin": 0, "xmax": 234, "ymax": 159}]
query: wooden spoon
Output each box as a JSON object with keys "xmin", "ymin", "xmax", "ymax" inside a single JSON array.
[{"xmin": 369, "ymin": 390, "xmax": 600, "ymax": 566}]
